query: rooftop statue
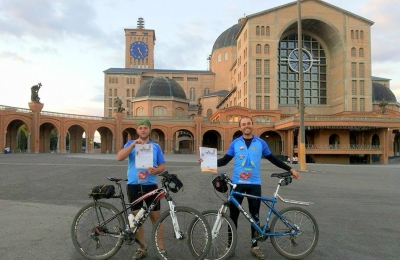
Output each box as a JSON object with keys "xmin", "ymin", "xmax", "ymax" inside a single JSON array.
[{"xmin": 31, "ymin": 83, "xmax": 42, "ymax": 102}]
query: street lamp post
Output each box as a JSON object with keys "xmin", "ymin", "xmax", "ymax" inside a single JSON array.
[{"xmin": 297, "ymin": 0, "xmax": 306, "ymax": 170}]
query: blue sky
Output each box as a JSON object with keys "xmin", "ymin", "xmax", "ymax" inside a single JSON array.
[{"xmin": 0, "ymin": 0, "xmax": 399, "ymax": 116}]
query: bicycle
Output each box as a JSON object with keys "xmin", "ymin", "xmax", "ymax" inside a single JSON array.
[
  {"xmin": 189, "ymin": 172, "xmax": 319, "ymax": 260},
  {"xmin": 71, "ymin": 171, "xmax": 212, "ymax": 260}
]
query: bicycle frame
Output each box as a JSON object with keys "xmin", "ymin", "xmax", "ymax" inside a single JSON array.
[{"xmin": 214, "ymin": 177, "xmax": 313, "ymax": 243}]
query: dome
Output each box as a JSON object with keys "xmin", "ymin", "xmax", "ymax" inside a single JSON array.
[
  {"xmin": 135, "ymin": 77, "xmax": 187, "ymax": 99},
  {"xmin": 212, "ymin": 23, "xmax": 242, "ymax": 52},
  {"xmin": 372, "ymin": 82, "xmax": 397, "ymax": 102}
]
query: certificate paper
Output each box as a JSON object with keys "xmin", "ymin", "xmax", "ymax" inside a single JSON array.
[
  {"xmin": 199, "ymin": 147, "xmax": 217, "ymax": 173},
  {"xmin": 135, "ymin": 144, "xmax": 153, "ymax": 169}
]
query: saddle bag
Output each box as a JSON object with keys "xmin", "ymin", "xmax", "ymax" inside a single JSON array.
[{"xmin": 89, "ymin": 184, "xmax": 115, "ymax": 199}]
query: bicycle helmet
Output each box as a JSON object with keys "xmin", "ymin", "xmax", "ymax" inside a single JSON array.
[
  {"xmin": 167, "ymin": 174, "xmax": 183, "ymax": 193},
  {"xmin": 212, "ymin": 176, "xmax": 228, "ymax": 193}
]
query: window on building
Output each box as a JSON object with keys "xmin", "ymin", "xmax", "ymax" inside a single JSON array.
[
  {"xmin": 351, "ymin": 63, "xmax": 357, "ymax": 77},
  {"xmin": 190, "ymin": 87, "xmax": 196, "ymax": 101},
  {"xmin": 114, "ymin": 89, "xmax": 117, "ymax": 96},
  {"xmin": 264, "ymin": 78, "xmax": 270, "ymax": 93},
  {"xmin": 360, "ymin": 98, "xmax": 365, "ymax": 111},
  {"xmin": 351, "ymin": 30, "xmax": 354, "ymax": 39},
  {"xmin": 174, "ymin": 107, "xmax": 183, "ymax": 117},
  {"xmin": 256, "ymin": 78, "xmax": 262, "ymax": 93},
  {"xmin": 264, "ymin": 96, "xmax": 270, "ymax": 110},
  {"xmin": 264, "ymin": 60, "xmax": 270, "ymax": 75},
  {"xmin": 359, "ymin": 63, "xmax": 364, "ymax": 77},
  {"xmin": 352, "ymin": 80, "xmax": 358, "ymax": 95},
  {"xmin": 351, "ymin": 47, "xmax": 356, "ymax": 57},
  {"xmin": 109, "ymin": 77, "xmax": 112, "ymax": 83},
  {"xmin": 355, "ymin": 30, "xmax": 359, "ymax": 39},
  {"xmin": 126, "ymin": 78, "xmax": 129, "ymax": 84},
  {"xmin": 109, "ymin": 89, "xmax": 112, "ymax": 96},
  {"xmin": 217, "ymin": 54, "xmax": 221, "ymax": 62},
  {"xmin": 207, "ymin": 109, "xmax": 213, "ymax": 118},
  {"xmin": 126, "ymin": 100, "xmax": 130, "ymax": 108},
  {"xmin": 266, "ymin": 26, "xmax": 270, "ymax": 36},
  {"xmin": 127, "ymin": 89, "xmax": 130, "ymax": 97},
  {"xmin": 264, "ymin": 44, "xmax": 269, "ymax": 54},
  {"xmin": 360, "ymin": 30, "xmax": 364, "ymax": 40},
  {"xmin": 278, "ymin": 34, "xmax": 327, "ymax": 105},
  {"xmin": 256, "ymin": 44, "xmax": 261, "ymax": 54},
  {"xmin": 187, "ymin": 77, "xmax": 198, "ymax": 81},
  {"xmin": 256, "ymin": 96, "xmax": 262, "ymax": 110},
  {"xmin": 261, "ymin": 26, "xmax": 265, "ymax": 35},
  {"xmin": 360, "ymin": 81, "xmax": 365, "ymax": 95},
  {"xmin": 136, "ymin": 107, "xmax": 144, "ymax": 116},
  {"xmin": 352, "ymin": 98, "xmax": 357, "ymax": 111},
  {"xmin": 359, "ymin": 48, "xmax": 364, "ymax": 57},
  {"xmin": 204, "ymin": 88, "xmax": 210, "ymax": 95},
  {"xmin": 172, "ymin": 77, "xmax": 183, "ymax": 81},
  {"xmin": 225, "ymin": 52, "xmax": 228, "ymax": 60},
  {"xmin": 256, "ymin": 59, "xmax": 262, "ymax": 75},
  {"xmin": 109, "ymin": 98, "xmax": 112, "ymax": 107},
  {"xmin": 256, "ymin": 26, "xmax": 260, "ymax": 35}
]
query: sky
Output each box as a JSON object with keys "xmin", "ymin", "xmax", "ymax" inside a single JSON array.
[{"xmin": 1, "ymin": 0, "xmax": 399, "ymax": 117}]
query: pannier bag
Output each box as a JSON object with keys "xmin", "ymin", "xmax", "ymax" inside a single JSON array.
[
  {"xmin": 212, "ymin": 176, "xmax": 228, "ymax": 193},
  {"xmin": 89, "ymin": 184, "xmax": 116, "ymax": 199}
]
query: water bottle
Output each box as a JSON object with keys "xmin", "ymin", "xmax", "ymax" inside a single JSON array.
[
  {"xmin": 134, "ymin": 208, "xmax": 146, "ymax": 222},
  {"xmin": 128, "ymin": 213, "xmax": 135, "ymax": 228}
]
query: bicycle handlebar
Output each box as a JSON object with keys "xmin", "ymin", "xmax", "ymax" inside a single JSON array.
[{"xmin": 218, "ymin": 171, "xmax": 293, "ymax": 187}]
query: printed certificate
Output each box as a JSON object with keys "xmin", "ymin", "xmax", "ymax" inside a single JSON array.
[
  {"xmin": 135, "ymin": 144, "xmax": 153, "ymax": 168},
  {"xmin": 199, "ymin": 147, "xmax": 217, "ymax": 173}
]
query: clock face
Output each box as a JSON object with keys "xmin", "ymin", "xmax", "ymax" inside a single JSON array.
[
  {"xmin": 130, "ymin": 41, "xmax": 149, "ymax": 60},
  {"xmin": 288, "ymin": 48, "xmax": 313, "ymax": 72}
]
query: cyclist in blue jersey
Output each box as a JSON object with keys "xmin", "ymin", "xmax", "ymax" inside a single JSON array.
[
  {"xmin": 200, "ymin": 116, "xmax": 300, "ymax": 259},
  {"xmin": 117, "ymin": 119, "xmax": 166, "ymax": 260}
]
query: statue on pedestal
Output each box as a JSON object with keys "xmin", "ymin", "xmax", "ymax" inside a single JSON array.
[
  {"xmin": 31, "ymin": 83, "xmax": 42, "ymax": 102},
  {"xmin": 197, "ymin": 98, "xmax": 203, "ymax": 116},
  {"xmin": 114, "ymin": 97, "xmax": 125, "ymax": 112},
  {"xmin": 379, "ymin": 98, "xmax": 388, "ymax": 114}
]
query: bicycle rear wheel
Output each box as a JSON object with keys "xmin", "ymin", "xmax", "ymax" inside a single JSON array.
[
  {"xmin": 152, "ymin": 206, "xmax": 212, "ymax": 260},
  {"xmin": 189, "ymin": 210, "xmax": 237, "ymax": 260},
  {"xmin": 270, "ymin": 206, "xmax": 319, "ymax": 259},
  {"xmin": 71, "ymin": 201, "xmax": 125, "ymax": 260}
]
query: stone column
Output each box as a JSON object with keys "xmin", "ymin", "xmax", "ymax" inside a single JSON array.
[
  {"xmin": 113, "ymin": 112, "xmax": 124, "ymax": 153},
  {"xmin": 28, "ymin": 101, "xmax": 44, "ymax": 153},
  {"xmin": 194, "ymin": 116, "xmax": 203, "ymax": 154}
]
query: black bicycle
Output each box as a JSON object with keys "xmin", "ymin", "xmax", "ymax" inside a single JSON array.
[{"xmin": 71, "ymin": 171, "xmax": 211, "ymax": 260}]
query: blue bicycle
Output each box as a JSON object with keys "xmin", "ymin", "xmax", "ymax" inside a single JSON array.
[{"xmin": 189, "ymin": 172, "xmax": 319, "ymax": 260}]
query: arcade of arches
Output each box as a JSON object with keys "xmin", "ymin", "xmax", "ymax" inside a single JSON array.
[{"xmin": 1, "ymin": 102, "xmax": 400, "ymax": 165}]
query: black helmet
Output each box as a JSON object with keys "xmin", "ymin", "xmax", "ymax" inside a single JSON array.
[
  {"xmin": 167, "ymin": 174, "xmax": 183, "ymax": 193},
  {"xmin": 212, "ymin": 176, "xmax": 228, "ymax": 193}
]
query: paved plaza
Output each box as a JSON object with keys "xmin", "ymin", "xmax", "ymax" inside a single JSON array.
[{"xmin": 0, "ymin": 153, "xmax": 399, "ymax": 259}]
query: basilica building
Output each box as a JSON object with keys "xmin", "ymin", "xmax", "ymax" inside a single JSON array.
[{"xmin": 104, "ymin": 0, "xmax": 400, "ymax": 164}]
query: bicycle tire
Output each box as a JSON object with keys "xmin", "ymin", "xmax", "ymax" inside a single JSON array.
[
  {"xmin": 270, "ymin": 206, "xmax": 319, "ymax": 259},
  {"xmin": 71, "ymin": 201, "xmax": 125, "ymax": 260},
  {"xmin": 151, "ymin": 206, "xmax": 212, "ymax": 260},
  {"xmin": 189, "ymin": 210, "xmax": 237, "ymax": 260}
]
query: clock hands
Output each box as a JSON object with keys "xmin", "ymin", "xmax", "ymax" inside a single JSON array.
[{"xmin": 137, "ymin": 47, "xmax": 143, "ymax": 56}]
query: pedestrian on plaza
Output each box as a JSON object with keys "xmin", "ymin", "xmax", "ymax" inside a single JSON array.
[
  {"xmin": 117, "ymin": 119, "xmax": 166, "ymax": 260},
  {"xmin": 199, "ymin": 116, "xmax": 300, "ymax": 259}
]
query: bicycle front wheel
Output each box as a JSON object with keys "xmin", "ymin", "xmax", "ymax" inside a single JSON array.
[
  {"xmin": 71, "ymin": 201, "xmax": 125, "ymax": 260},
  {"xmin": 270, "ymin": 206, "xmax": 319, "ymax": 259},
  {"xmin": 152, "ymin": 206, "xmax": 212, "ymax": 260},
  {"xmin": 190, "ymin": 210, "xmax": 237, "ymax": 260}
]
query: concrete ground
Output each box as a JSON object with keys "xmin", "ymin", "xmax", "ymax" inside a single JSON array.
[{"xmin": 0, "ymin": 153, "xmax": 399, "ymax": 259}]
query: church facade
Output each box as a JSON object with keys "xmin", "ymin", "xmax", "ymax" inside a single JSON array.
[{"xmin": 103, "ymin": 0, "xmax": 400, "ymax": 164}]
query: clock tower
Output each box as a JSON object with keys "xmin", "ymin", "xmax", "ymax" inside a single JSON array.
[{"xmin": 125, "ymin": 17, "xmax": 155, "ymax": 69}]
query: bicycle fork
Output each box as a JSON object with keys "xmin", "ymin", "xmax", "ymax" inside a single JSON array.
[
  {"xmin": 211, "ymin": 204, "xmax": 229, "ymax": 239},
  {"xmin": 168, "ymin": 201, "xmax": 184, "ymax": 239}
]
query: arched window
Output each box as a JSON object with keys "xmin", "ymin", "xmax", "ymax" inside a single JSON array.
[
  {"xmin": 109, "ymin": 89, "xmax": 112, "ymax": 96},
  {"xmin": 266, "ymin": 26, "xmax": 270, "ymax": 36},
  {"xmin": 355, "ymin": 30, "xmax": 359, "ymax": 39},
  {"xmin": 126, "ymin": 78, "xmax": 129, "ymax": 84},
  {"xmin": 264, "ymin": 44, "xmax": 269, "ymax": 54},
  {"xmin": 132, "ymin": 89, "xmax": 135, "ymax": 97},
  {"xmin": 190, "ymin": 87, "xmax": 196, "ymax": 101},
  {"xmin": 351, "ymin": 47, "xmax": 356, "ymax": 57},
  {"xmin": 153, "ymin": 106, "xmax": 166, "ymax": 116},
  {"xmin": 127, "ymin": 89, "xmax": 130, "ymax": 97},
  {"xmin": 109, "ymin": 77, "xmax": 112, "ymax": 83},
  {"xmin": 136, "ymin": 107, "xmax": 144, "ymax": 116},
  {"xmin": 207, "ymin": 108, "xmax": 213, "ymax": 118},
  {"xmin": 256, "ymin": 44, "xmax": 261, "ymax": 54},
  {"xmin": 224, "ymin": 52, "xmax": 228, "ymax": 61},
  {"xmin": 261, "ymin": 26, "xmax": 265, "ymax": 35},
  {"xmin": 360, "ymin": 30, "xmax": 364, "ymax": 39},
  {"xmin": 256, "ymin": 26, "xmax": 260, "ymax": 35},
  {"xmin": 217, "ymin": 54, "xmax": 221, "ymax": 62},
  {"xmin": 359, "ymin": 48, "xmax": 364, "ymax": 57},
  {"xmin": 329, "ymin": 134, "xmax": 340, "ymax": 149},
  {"xmin": 204, "ymin": 88, "xmax": 210, "ymax": 95},
  {"xmin": 174, "ymin": 107, "xmax": 184, "ymax": 117},
  {"xmin": 351, "ymin": 30, "xmax": 354, "ymax": 39}
]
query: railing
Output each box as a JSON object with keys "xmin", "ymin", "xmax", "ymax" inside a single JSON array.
[{"xmin": 303, "ymin": 144, "xmax": 381, "ymax": 150}]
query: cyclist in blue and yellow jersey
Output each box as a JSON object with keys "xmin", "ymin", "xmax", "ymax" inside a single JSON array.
[
  {"xmin": 201, "ymin": 116, "xmax": 300, "ymax": 259},
  {"xmin": 117, "ymin": 119, "xmax": 166, "ymax": 260}
]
